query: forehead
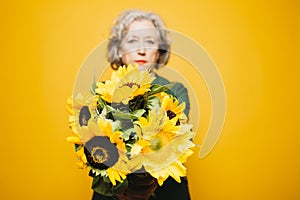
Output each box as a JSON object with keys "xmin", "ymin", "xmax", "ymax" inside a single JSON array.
[{"xmin": 124, "ymin": 20, "xmax": 158, "ymax": 38}]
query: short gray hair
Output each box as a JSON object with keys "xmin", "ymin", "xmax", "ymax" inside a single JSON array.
[{"xmin": 107, "ymin": 10, "xmax": 170, "ymax": 69}]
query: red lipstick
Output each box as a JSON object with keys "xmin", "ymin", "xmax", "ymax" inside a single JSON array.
[{"xmin": 135, "ymin": 60, "xmax": 147, "ymax": 65}]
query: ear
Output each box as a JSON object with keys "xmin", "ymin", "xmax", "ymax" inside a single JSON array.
[
  {"xmin": 117, "ymin": 49, "xmax": 123, "ymax": 63},
  {"xmin": 117, "ymin": 48, "xmax": 122, "ymax": 58}
]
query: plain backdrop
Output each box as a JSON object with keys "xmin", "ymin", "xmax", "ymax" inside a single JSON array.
[{"xmin": 1, "ymin": 0, "xmax": 299, "ymax": 200}]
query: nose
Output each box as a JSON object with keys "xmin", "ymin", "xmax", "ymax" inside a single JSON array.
[{"xmin": 137, "ymin": 41, "xmax": 146, "ymax": 55}]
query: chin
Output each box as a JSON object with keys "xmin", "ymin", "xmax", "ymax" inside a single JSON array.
[{"xmin": 138, "ymin": 64, "xmax": 155, "ymax": 72}]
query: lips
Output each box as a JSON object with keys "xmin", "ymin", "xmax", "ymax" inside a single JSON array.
[{"xmin": 135, "ymin": 60, "xmax": 147, "ymax": 65}]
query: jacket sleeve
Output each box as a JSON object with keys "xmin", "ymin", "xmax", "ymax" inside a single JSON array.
[
  {"xmin": 153, "ymin": 75, "xmax": 190, "ymax": 117},
  {"xmin": 169, "ymin": 82, "xmax": 190, "ymax": 117}
]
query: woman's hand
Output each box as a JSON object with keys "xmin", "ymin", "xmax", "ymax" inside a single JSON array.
[{"xmin": 116, "ymin": 173, "xmax": 158, "ymax": 200}]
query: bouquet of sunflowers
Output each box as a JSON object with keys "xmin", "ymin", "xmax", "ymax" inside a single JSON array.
[{"xmin": 66, "ymin": 64, "xmax": 195, "ymax": 198}]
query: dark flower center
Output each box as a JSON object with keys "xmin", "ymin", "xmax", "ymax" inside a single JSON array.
[
  {"xmin": 91, "ymin": 147, "xmax": 109, "ymax": 164},
  {"xmin": 79, "ymin": 106, "xmax": 91, "ymax": 126},
  {"xmin": 150, "ymin": 138, "xmax": 162, "ymax": 151},
  {"xmin": 167, "ymin": 110, "xmax": 176, "ymax": 119},
  {"xmin": 121, "ymin": 82, "xmax": 140, "ymax": 88},
  {"xmin": 84, "ymin": 136, "xmax": 119, "ymax": 170},
  {"xmin": 167, "ymin": 110, "xmax": 180, "ymax": 125}
]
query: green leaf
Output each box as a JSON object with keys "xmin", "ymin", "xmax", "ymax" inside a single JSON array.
[
  {"xmin": 113, "ymin": 110, "xmax": 132, "ymax": 119},
  {"xmin": 129, "ymin": 95, "xmax": 146, "ymax": 111},
  {"xmin": 92, "ymin": 176, "xmax": 114, "ymax": 197},
  {"xmin": 91, "ymin": 175, "xmax": 129, "ymax": 197},
  {"xmin": 106, "ymin": 105, "xmax": 116, "ymax": 113},
  {"xmin": 103, "ymin": 176, "xmax": 111, "ymax": 183},
  {"xmin": 146, "ymin": 96, "xmax": 160, "ymax": 110},
  {"xmin": 131, "ymin": 109, "xmax": 145, "ymax": 118},
  {"xmin": 113, "ymin": 110, "xmax": 141, "ymax": 120},
  {"xmin": 148, "ymin": 83, "xmax": 175, "ymax": 95},
  {"xmin": 112, "ymin": 179, "xmax": 128, "ymax": 195},
  {"xmin": 74, "ymin": 144, "xmax": 83, "ymax": 152},
  {"xmin": 97, "ymin": 96, "xmax": 106, "ymax": 110},
  {"xmin": 111, "ymin": 120, "xmax": 121, "ymax": 132},
  {"xmin": 92, "ymin": 175, "xmax": 100, "ymax": 188},
  {"xmin": 121, "ymin": 127, "xmax": 135, "ymax": 141}
]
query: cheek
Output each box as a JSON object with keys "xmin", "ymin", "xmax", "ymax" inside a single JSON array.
[
  {"xmin": 149, "ymin": 50, "xmax": 159, "ymax": 63},
  {"xmin": 121, "ymin": 53, "xmax": 134, "ymax": 65}
]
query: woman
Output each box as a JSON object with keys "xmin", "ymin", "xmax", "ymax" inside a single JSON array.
[{"xmin": 92, "ymin": 9, "xmax": 191, "ymax": 200}]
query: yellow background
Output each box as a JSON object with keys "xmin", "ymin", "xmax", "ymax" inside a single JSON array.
[{"xmin": 1, "ymin": 0, "xmax": 299, "ymax": 199}]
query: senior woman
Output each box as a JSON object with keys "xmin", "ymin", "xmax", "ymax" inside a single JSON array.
[{"xmin": 92, "ymin": 10, "xmax": 191, "ymax": 200}]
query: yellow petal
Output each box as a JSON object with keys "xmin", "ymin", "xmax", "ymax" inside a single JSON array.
[
  {"xmin": 131, "ymin": 84, "xmax": 151, "ymax": 98},
  {"xmin": 88, "ymin": 120, "xmax": 104, "ymax": 137},
  {"xmin": 178, "ymin": 149, "xmax": 194, "ymax": 163},
  {"xmin": 78, "ymin": 126, "xmax": 95, "ymax": 143},
  {"xmin": 130, "ymin": 144, "xmax": 143, "ymax": 157},
  {"xmin": 66, "ymin": 96, "xmax": 73, "ymax": 114},
  {"xmin": 138, "ymin": 139, "xmax": 151, "ymax": 147},
  {"xmin": 113, "ymin": 86, "xmax": 134, "ymax": 103},
  {"xmin": 157, "ymin": 176, "xmax": 168, "ymax": 186},
  {"xmin": 169, "ymin": 162, "xmax": 186, "ymax": 183},
  {"xmin": 127, "ymin": 155, "xmax": 143, "ymax": 172},
  {"xmin": 138, "ymin": 116, "xmax": 149, "ymax": 127},
  {"xmin": 107, "ymin": 168, "xmax": 125, "ymax": 186},
  {"xmin": 75, "ymin": 147, "xmax": 84, "ymax": 157},
  {"xmin": 148, "ymin": 170, "xmax": 169, "ymax": 186},
  {"xmin": 66, "ymin": 136, "xmax": 82, "ymax": 144},
  {"xmin": 119, "ymin": 171, "xmax": 127, "ymax": 180},
  {"xmin": 98, "ymin": 118, "xmax": 112, "ymax": 137},
  {"xmin": 110, "ymin": 131, "xmax": 121, "ymax": 143},
  {"xmin": 81, "ymin": 153, "xmax": 87, "ymax": 164},
  {"xmin": 65, "ymin": 105, "xmax": 73, "ymax": 115},
  {"xmin": 76, "ymin": 162, "xmax": 85, "ymax": 169},
  {"xmin": 107, "ymin": 168, "xmax": 117, "ymax": 185}
]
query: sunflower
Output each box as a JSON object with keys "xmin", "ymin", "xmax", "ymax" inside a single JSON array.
[
  {"xmin": 67, "ymin": 118, "xmax": 105, "ymax": 169},
  {"xmin": 145, "ymin": 150, "xmax": 193, "ymax": 186},
  {"xmin": 84, "ymin": 136, "xmax": 119, "ymax": 170},
  {"xmin": 68, "ymin": 116, "xmax": 126, "ymax": 156},
  {"xmin": 68, "ymin": 118, "xmax": 130, "ymax": 185},
  {"xmin": 134, "ymin": 108, "xmax": 180, "ymax": 141},
  {"xmin": 141, "ymin": 128, "xmax": 194, "ymax": 186},
  {"xmin": 134, "ymin": 108, "xmax": 168, "ymax": 140},
  {"xmin": 66, "ymin": 93, "xmax": 97, "ymax": 135},
  {"xmin": 66, "ymin": 93, "xmax": 96, "ymax": 167},
  {"xmin": 96, "ymin": 64, "xmax": 155, "ymax": 104},
  {"xmin": 84, "ymin": 134, "xmax": 130, "ymax": 186},
  {"xmin": 132, "ymin": 108, "xmax": 195, "ymax": 186},
  {"xmin": 95, "ymin": 65, "xmax": 135, "ymax": 103},
  {"xmin": 156, "ymin": 92, "xmax": 187, "ymax": 124},
  {"xmin": 113, "ymin": 67, "xmax": 155, "ymax": 104},
  {"xmin": 85, "ymin": 130, "xmax": 130, "ymax": 185},
  {"xmin": 67, "ymin": 94, "xmax": 130, "ymax": 185}
]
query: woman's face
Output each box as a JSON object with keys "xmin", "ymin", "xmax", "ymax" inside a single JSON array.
[{"xmin": 119, "ymin": 19, "xmax": 160, "ymax": 72}]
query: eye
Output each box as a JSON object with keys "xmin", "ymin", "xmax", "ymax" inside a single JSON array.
[
  {"xmin": 127, "ymin": 39, "xmax": 138, "ymax": 44},
  {"xmin": 145, "ymin": 39, "xmax": 155, "ymax": 45}
]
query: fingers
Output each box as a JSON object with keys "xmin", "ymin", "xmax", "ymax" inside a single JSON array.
[{"xmin": 118, "ymin": 180, "xmax": 158, "ymax": 200}]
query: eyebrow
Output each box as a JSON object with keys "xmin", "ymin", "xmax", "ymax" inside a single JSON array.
[{"xmin": 126, "ymin": 35, "xmax": 157, "ymax": 40}]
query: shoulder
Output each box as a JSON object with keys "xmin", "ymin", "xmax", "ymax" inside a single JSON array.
[{"xmin": 152, "ymin": 74, "xmax": 170, "ymax": 85}]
